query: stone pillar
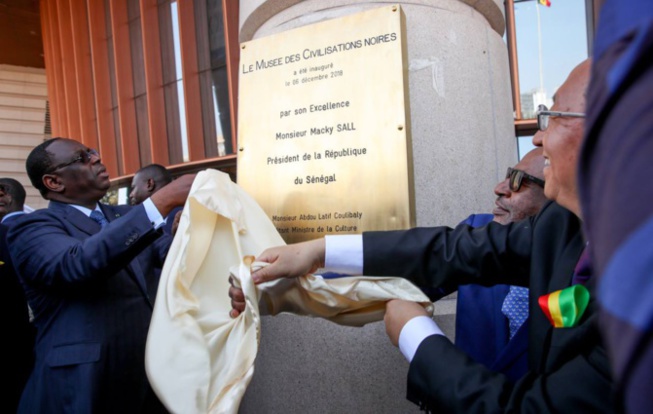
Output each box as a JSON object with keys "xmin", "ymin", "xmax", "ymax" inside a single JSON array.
[{"xmin": 238, "ymin": 1, "xmax": 515, "ymax": 412}]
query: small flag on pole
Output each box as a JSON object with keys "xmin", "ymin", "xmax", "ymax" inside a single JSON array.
[{"xmin": 538, "ymin": 0, "xmax": 551, "ymax": 6}]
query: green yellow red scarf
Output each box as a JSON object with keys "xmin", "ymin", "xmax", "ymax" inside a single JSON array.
[{"xmin": 538, "ymin": 284, "xmax": 590, "ymax": 328}]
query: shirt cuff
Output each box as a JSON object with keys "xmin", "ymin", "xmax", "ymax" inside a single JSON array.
[
  {"xmin": 398, "ymin": 316, "xmax": 445, "ymax": 362},
  {"xmin": 143, "ymin": 198, "xmax": 165, "ymax": 229},
  {"xmin": 324, "ymin": 235, "xmax": 363, "ymax": 274}
]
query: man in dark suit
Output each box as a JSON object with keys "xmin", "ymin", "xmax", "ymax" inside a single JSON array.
[
  {"xmin": 8, "ymin": 138, "xmax": 193, "ymax": 413},
  {"xmin": 235, "ymin": 60, "xmax": 613, "ymax": 411},
  {"xmin": 130, "ymin": 163, "xmax": 182, "ymax": 236},
  {"xmin": 454, "ymin": 148, "xmax": 547, "ymax": 383},
  {"xmin": 0, "ymin": 178, "xmax": 34, "ymax": 412}
]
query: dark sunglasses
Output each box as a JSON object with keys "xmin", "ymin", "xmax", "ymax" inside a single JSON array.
[
  {"xmin": 506, "ymin": 167, "xmax": 545, "ymax": 192},
  {"xmin": 47, "ymin": 148, "xmax": 100, "ymax": 173},
  {"xmin": 536, "ymin": 104, "xmax": 585, "ymax": 131}
]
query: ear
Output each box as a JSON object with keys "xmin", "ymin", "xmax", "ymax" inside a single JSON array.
[
  {"xmin": 43, "ymin": 173, "xmax": 65, "ymax": 194},
  {"xmin": 146, "ymin": 178, "xmax": 156, "ymax": 193}
]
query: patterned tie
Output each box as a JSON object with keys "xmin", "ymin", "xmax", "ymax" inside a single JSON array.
[
  {"xmin": 501, "ymin": 285, "xmax": 529, "ymax": 340},
  {"xmin": 90, "ymin": 210, "xmax": 109, "ymax": 229}
]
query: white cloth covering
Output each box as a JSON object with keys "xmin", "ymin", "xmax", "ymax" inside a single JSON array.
[{"xmin": 145, "ymin": 169, "xmax": 433, "ymax": 414}]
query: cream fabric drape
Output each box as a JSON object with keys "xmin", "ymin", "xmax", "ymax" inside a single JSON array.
[{"xmin": 145, "ymin": 169, "xmax": 433, "ymax": 414}]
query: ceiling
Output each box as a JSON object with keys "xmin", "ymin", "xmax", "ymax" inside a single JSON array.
[{"xmin": 0, "ymin": 0, "xmax": 44, "ymax": 68}]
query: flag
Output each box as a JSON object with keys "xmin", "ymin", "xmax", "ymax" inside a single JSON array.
[{"xmin": 538, "ymin": 0, "xmax": 551, "ymax": 6}]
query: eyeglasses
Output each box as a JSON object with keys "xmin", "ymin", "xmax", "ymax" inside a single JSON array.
[
  {"xmin": 536, "ymin": 104, "xmax": 585, "ymax": 131},
  {"xmin": 506, "ymin": 167, "xmax": 545, "ymax": 192},
  {"xmin": 47, "ymin": 148, "xmax": 100, "ymax": 173}
]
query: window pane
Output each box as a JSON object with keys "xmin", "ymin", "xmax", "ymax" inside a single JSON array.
[
  {"xmin": 205, "ymin": 1, "xmax": 226, "ymax": 67},
  {"xmin": 176, "ymin": 79, "xmax": 189, "ymax": 162},
  {"xmin": 135, "ymin": 95, "xmax": 151, "ymax": 165},
  {"xmin": 194, "ymin": 0, "xmax": 233, "ymax": 157},
  {"xmin": 163, "ymin": 82, "xmax": 183, "ymax": 163},
  {"xmin": 104, "ymin": 0, "xmax": 122, "ymax": 173},
  {"xmin": 211, "ymin": 67, "xmax": 231, "ymax": 155},
  {"xmin": 515, "ymin": 0, "xmax": 588, "ymax": 119},
  {"xmin": 158, "ymin": 0, "xmax": 182, "ymax": 163},
  {"xmin": 170, "ymin": 1, "xmax": 189, "ymax": 162},
  {"xmin": 129, "ymin": 2, "xmax": 150, "ymax": 165}
]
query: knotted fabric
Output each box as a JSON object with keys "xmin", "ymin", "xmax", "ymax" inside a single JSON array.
[
  {"xmin": 90, "ymin": 209, "xmax": 109, "ymax": 228},
  {"xmin": 145, "ymin": 169, "xmax": 433, "ymax": 414}
]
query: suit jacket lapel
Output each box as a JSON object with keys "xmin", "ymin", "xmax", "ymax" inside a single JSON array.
[
  {"xmin": 549, "ymin": 238, "xmax": 585, "ymax": 293},
  {"xmin": 50, "ymin": 201, "xmax": 152, "ymax": 306},
  {"xmin": 530, "ymin": 228, "xmax": 585, "ymax": 371},
  {"xmin": 491, "ymin": 320, "xmax": 529, "ymax": 373},
  {"xmin": 49, "ymin": 201, "xmax": 99, "ymax": 234},
  {"xmin": 100, "ymin": 204, "xmax": 125, "ymax": 223}
]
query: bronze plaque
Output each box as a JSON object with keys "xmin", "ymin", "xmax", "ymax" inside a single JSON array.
[{"xmin": 237, "ymin": 5, "xmax": 413, "ymax": 243}]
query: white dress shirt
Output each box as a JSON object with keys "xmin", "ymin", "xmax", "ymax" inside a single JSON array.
[
  {"xmin": 70, "ymin": 198, "xmax": 165, "ymax": 229},
  {"xmin": 324, "ymin": 234, "xmax": 445, "ymax": 362}
]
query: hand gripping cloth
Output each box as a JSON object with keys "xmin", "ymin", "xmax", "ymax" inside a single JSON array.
[{"xmin": 145, "ymin": 169, "xmax": 433, "ymax": 413}]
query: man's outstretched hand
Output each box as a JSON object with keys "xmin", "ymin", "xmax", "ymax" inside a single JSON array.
[
  {"xmin": 250, "ymin": 238, "xmax": 326, "ymax": 284},
  {"xmin": 229, "ymin": 238, "xmax": 326, "ymax": 317},
  {"xmin": 151, "ymin": 174, "xmax": 195, "ymax": 217}
]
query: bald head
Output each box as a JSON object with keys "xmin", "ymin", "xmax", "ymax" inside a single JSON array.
[
  {"xmin": 492, "ymin": 148, "xmax": 547, "ymax": 225},
  {"xmin": 533, "ymin": 59, "xmax": 591, "ymax": 216},
  {"xmin": 518, "ymin": 148, "xmax": 546, "ymax": 181}
]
